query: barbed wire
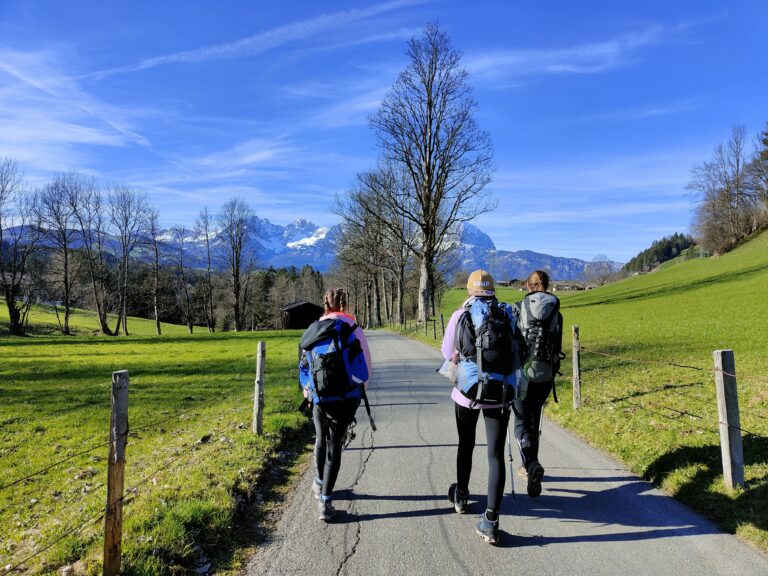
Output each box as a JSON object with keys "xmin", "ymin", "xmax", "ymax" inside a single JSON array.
[
  {"xmin": 0, "ymin": 439, "xmax": 111, "ymax": 493},
  {"xmin": 4, "ymin": 434, "xmax": 207, "ymax": 573},
  {"xmin": 581, "ymin": 346, "xmax": 768, "ymax": 387}
]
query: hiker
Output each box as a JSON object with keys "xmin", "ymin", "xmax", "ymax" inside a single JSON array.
[
  {"xmin": 441, "ymin": 269, "xmax": 525, "ymax": 545},
  {"xmin": 512, "ymin": 270, "xmax": 564, "ymax": 499},
  {"xmin": 299, "ymin": 287, "xmax": 371, "ymax": 522}
]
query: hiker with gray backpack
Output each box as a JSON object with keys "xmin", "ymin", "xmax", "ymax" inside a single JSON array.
[
  {"xmin": 440, "ymin": 269, "xmax": 527, "ymax": 545},
  {"xmin": 512, "ymin": 270, "xmax": 564, "ymax": 499},
  {"xmin": 299, "ymin": 287, "xmax": 372, "ymax": 522}
]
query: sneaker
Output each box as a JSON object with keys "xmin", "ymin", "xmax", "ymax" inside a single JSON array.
[
  {"xmin": 448, "ymin": 483, "xmax": 469, "ymax": 514},
  {"xmin": 311, "ymin": 478, "xmax": 322, "ymax": 500},
  {"xmin": 527, "ymin": 461, "xmax": 544, "ymax": 498},
  {"xmin": 318, "ymin": 499, "xmax": 336, "ymax": 522},
  {"xmin": 516, "ymin": 465, "xmax": 528, "ymax": 478},
  {"xmin": 475, "ymin": 512, "xmax": 500, "ymax": 545}
]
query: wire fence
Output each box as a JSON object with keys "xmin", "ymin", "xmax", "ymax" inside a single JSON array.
[
  {"xmin": 578, "ymin": 345, "xmax": 768, "ymax": 442},
  {"xmin": 0, "ymin": 365, "xmax": 266, "ymax": 575}
]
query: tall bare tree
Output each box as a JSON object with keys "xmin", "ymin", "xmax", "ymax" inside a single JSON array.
[
  {"xmin": 217, "ymin": 197, "xmax": 255, "ymax": 331},
  {"xmin": 147, "ymin": 207, "xmax": 163, "ymax": 335},
  {"xmin": 39, "ymin": 172, "xmax": 81, "ymax": 334},
  {"xmin": 195, "ymin": 206, "xmax": 217, "ymax": 332},
  {"xmin": 0, "ymin": 158, "xmax": 42, "ymax": 335},
  {"xmin": 689, "ymin": 126, "xmax": 757, "ymax": 253},
  {"xmin": 170, "ymin": 226, "xmax": 195, "ymax": 334},
  {"xmin": 109, "ymin": 185, "xmax": 149, "ymax": 335},
  {"xmin": 67, "ymin": 174, "xmax": 115, "ymax": 335},
  {"xmin": 370, "ymin": 23, "xmax": 495, "ymax": 324}
]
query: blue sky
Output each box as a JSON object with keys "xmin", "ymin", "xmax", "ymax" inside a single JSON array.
[{"xmin": 1, "ymin": 0, "xmax": 766, "ymax": 261}]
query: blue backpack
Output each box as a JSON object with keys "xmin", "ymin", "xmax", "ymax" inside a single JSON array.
[{"xmin": 299, "ymin": 318, "xmax": 368, "ymax": 403}]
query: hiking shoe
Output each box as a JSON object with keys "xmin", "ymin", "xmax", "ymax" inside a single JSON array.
[
  {"xmin": 527, "ymin": 461, "xmax": 544, "ymax": 498},
  {"xmin": 448, "ymin": 483, "xmax": 469, "ymax": 514},
  {"xmin": 475, "ymin": 513, "xmax": 500, "ymax": 545},
  {"xmin": 318, "ymin": 499, "xmax": 336, "ymax": 522},
  {"xmin": 516, "ymin": 465, "xmax": 528, "ymax": 478},
  {"xmin": 311, "ymin": 478, "xmax": 322, "ymax": 500}
]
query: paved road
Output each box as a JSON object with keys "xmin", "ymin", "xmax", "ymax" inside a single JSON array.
[{"xmin": 247, "ymin": 331, "xmax": 768, "ymax": 576}]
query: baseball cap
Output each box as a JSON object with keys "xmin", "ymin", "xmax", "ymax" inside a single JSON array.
[{"xmin": 466, "ymin": 269, "xmax": 495, "ymax": 296}]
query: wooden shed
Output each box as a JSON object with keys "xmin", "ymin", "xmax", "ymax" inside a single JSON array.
[{"xmin": 279, "ymin": 300, "xmax": 324, "ymax": 329}]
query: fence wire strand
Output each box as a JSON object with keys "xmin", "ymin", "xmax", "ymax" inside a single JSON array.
[
  {"xmin": 0, "ymin": 439, "xmax": 111, "ymax": 493},
  {"xmin": 4, "ymin": 435, "xmax": 206, "ymax": 573}
]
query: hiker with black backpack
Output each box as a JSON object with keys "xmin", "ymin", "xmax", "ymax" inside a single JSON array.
[
  {"xmin": 299, "ymin": 288, "xmax": 371, "ymax": 522},
  {"xmin": 512, "ymin": 270, "xmax": 564, "ymax": 499},
  {"xmin": 441, "ymin": 269, "xmax": 526, "ymax": 545}
]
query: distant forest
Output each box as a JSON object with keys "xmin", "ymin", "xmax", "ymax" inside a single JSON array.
[{"xmin": 622, "ymin": 233, "xmax": 696, "ymax": 273}]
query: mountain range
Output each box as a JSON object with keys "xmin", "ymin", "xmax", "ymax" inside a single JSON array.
[{"xmin": 12, "ymin": 217, "xmax": 620, "ymax": 280}]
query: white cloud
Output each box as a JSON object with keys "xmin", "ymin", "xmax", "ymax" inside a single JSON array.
[
  {"xmin": 93, "ymin": 0, "xmax": 424, "ymax": 77},
  {"xmin": 0, "ymin": 48, "xmax": 156, "ymax": 173}
]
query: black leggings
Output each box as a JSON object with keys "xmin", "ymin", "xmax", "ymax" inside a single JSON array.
[
  {"xmin": 455, "ymin": 403, "xmax": 511, "ymax": 512},
  {"xmin": 313, "ymin": 399, "xmax": 359, "ymax": 498},
  {"xmin": 512, "ymin": 380, "xmax": 553, "ymax": 469}
]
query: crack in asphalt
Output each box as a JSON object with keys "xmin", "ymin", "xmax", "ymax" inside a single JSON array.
[{"xmin": 335, "ymin": 389, "xmax": 377, "ymax": 576}]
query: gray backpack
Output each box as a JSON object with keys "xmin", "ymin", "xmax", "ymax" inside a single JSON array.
[{"xmin": 517, "ymin": 292, "xmax": 564, "ymax": 390}]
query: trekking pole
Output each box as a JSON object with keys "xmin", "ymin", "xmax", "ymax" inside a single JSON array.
[
  {"xmin": 362, "ymin": 388, "xmax": 377, "ymax": 431},
  {"xmin": 507, "ymin": 426, "xmax": 516, "ymax": 500}
]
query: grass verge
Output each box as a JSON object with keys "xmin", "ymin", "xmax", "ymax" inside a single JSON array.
[{"xmin": 0, "ymin": 329, "xmax": 308, "ymax": 575}]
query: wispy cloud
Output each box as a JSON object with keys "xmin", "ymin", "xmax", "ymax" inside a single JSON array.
[
  {"xmin": 465, "ymin": 15, "xmax": 725, "ymax": 82},
  {"xmin": 93, "ymin": 0, "xmax": 423, "ymax": 78},
  {"xmin": 465, "ymin": 25, "xmax": 665, "ymax": 79},
  {"xmin": 0, "ymin": 48, "xmax": 157, "ymax": 172},
  {"xmin": 571, "ymin": 98, "xmax": 700, "ymax": 123}
]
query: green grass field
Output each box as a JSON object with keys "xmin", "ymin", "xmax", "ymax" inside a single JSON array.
[
  {"xmin": 0, "ymin": 324, "xmax": 308, "ymax": 575},
  {"xmin": 427, "ymin": 230, "xmax": 768, "ymax": 551}
]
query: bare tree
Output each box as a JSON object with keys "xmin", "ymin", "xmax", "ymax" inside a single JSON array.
[
  {"xmin": 39, "ymin": 172, "xmax": 82, "ymax": 334},
  {"xmin": 0, "ymin": 158, "xmax": 43, "ymax": 335},
  {"xmin": 584, "ymin": 254, "xmax": 613, "ymax": 286},
  {"xmin": 195, "ymin": 206, "xmax": 217, "ymax": 332},
  {"xmin": 109, "ymin": 185, "xmax": 149, "ymax": 335},
  {"xmin": 217, "ymin": 197, "xmax": 256, "ymax": 331},
  {"xmin": 67, "ymin": 174, "xmax": 115, "ymax": 335},
  {"xmin": 170, "ymin": 226, "xmax": 196, "ymax": 334},
  {"xmin": 370, "ymin": 23, "xmax": 495, "ymax": 324},
  {"xmin": 147, "ymin": 207, "xmax": 163, "ymax": 335}
]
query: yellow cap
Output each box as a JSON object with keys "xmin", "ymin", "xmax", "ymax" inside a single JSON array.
[{"xmin": 466, "ymin": 269, "xmax": 495, "ymax": 296}]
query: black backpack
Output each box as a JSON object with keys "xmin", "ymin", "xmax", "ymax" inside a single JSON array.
[
  {"xmin": 455, "ymin": 298, "xmax": 520, "ymax": 405},
  {"xmin": 517, "ymin": 292, "xmax": 564, "ymax": 391}
]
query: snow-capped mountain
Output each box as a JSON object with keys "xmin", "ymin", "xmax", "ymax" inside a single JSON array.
[{"xmin": 9, "ymin": 218, "xmax": 619, "ymax": 279}]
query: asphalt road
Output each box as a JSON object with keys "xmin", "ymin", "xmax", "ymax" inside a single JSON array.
[{"xmin": 247, "ymin": 331, "xmax": 768, "ymax": 576}]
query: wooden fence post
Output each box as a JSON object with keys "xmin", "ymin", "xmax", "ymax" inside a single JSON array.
[
  {"xmin": 103, "ymin": 370, "xmax": 129, "ymax": 576},
  {"xmin": 714, "ymin": 350, "xmax": 745, "ymax": 490},
  {"xmin": 253, "ymin": 342, "xmax": 266, "ymax": 436},
  {"xmin": 440, "ymin": 313, "xmax": 445, "ymax": 336},
  {"xmin": 432, "ymin": 319, "xmax": 437, "ymax": 340},
  {"xmin": 424, "ymin": 319, "xmax": 428, "ymax": 336},
  {"xmin": 572, "ymin": 326, "xmax": 581, "ymax": 410}
]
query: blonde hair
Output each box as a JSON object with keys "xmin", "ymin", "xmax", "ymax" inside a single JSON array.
[
  {"xmin": 323, "ymin": 287, "xmax": 348, "ymax": 313},
  {"xmin": 526, "ymin": 270, "xmax": 549, "ymax": 292}
]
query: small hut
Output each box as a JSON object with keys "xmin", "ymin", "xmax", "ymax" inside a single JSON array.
[{"xmin": 279, "ymin": 300, "xmax": 323, "ymax": 329}]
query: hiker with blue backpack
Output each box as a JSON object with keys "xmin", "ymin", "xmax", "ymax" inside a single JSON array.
[
  {"xmin": 299, "ymin": 287, "xmax": 371, "ymax": 522},
  {"xmin": 512, "ymin": 270, "xmax": 564, "ymax": 499},
  {"xmin": 441, "ymin": 269, "xmax": 526, "ymax": 545}
]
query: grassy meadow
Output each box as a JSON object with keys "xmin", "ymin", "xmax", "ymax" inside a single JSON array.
[
  {"xmin": 426, "ymin": 230, "xmax": 768, "ymax": 551},
  {"xmin": 0, "ymin": 315, "xmax": 308, "ymax": 575}
]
